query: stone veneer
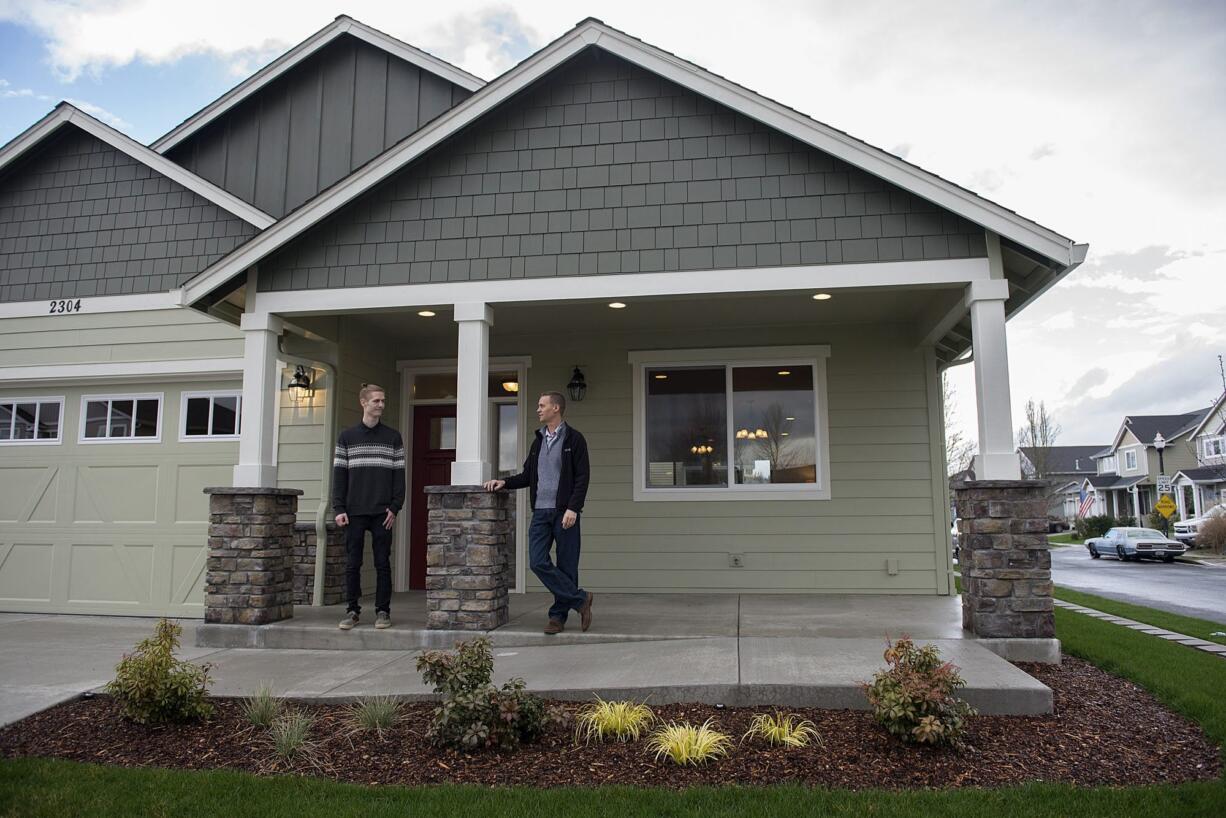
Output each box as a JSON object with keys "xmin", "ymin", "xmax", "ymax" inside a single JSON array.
[
  {"xmin": 954, "ymin": 479, "xmax": 1054, "ymax": 639},
  {"xmin": 203, "ymin": 487, "xmax": 302, "ymax": 625},
  {"xmin": 292, "ymin": 522, "xmax": 346, "ymax": 606},
  {"xmin": 424, "ymin": 485, "xmax": 514, "ymax": 630}
]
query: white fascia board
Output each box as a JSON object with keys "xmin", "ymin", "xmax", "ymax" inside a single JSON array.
[
  {"xmin": 179, "ymin": 18, "xmax": 1080, "ymax": 307},
  {"xmin": 0, "ymin": 290, "xmax": 184, "ymax": 318},
  {"xmin": 1188, "ymin": 394, "xmax": 1226, "ymax": 440},
  {"xmin": 253, "ymin": 258, "xmax": 990, "ymax": 316},
  {"xmin": 151, "ymin": 16, "xmax": 484, "ymax": 155},
  {"xmin": 0, "ymin": 358, "xmax": 241, "ymax": 384},
  {"xmin": 0, "ymin": 106, "xmax": 274, "ymax": 229}
]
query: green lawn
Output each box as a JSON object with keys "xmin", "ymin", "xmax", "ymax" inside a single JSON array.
[
  {"xmin": 1048, "ymin": 533, "xmax": 1082, "ymax": 546},
  {"xmin": 1052, "ymin": 586, "xmax": 1226, "ymax": 644}
]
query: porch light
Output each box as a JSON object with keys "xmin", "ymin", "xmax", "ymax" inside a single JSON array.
[
  {"xmin": 812, "ymin": 293, "xmax": 832, "ymax": 301},
  {"xmin": 608, "ymin": 302, "xmax": 627, "ymax": 309},
  {"xmin": 654, "ymin": 374, "xmax": 668, "ymax": 380},
  {"xmin": 777, "ymin": 370, "xmax": 791, "ymax": 376},
  {"xmin": 567, "ymin": 367, "xmax": 587, "ymax": 402},
  {"xmin": 417, "ymin": 310, "xmax": 436, "ymax": 317},
  {"xmin": 501, "ymin": 380, "xmax": 519, "ymax": 393},
  {"xmin": 785, "ymin": 416, "xmax": 796, "ymax": 421},
  {"xmin": 287, "ymin": 365, "xmax": 314, "ymax": 403}
]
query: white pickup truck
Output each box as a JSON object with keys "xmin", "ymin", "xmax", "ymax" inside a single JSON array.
[{"xmin": 1173, "ymin": 503, "xmax": 1226, "ymax": 546}]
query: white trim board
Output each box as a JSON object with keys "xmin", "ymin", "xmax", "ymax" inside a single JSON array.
[
  {"xmin": 0, "ymin": 105, "xmax": 274, "ymax": 229},
  {"xmin": 151, "ymin": 15, "xmax": 485, "ymax": 154},
  {"xmin": 0, "ymin": 358, "xmax": 242, "ymax": 385},
  {"xmin": 0, "ymin": 291, "xmax": 186, "ymax": 319},
  {"xmin": 177, "ymin": 18, "xmax": 1084, "ymax": 307}
]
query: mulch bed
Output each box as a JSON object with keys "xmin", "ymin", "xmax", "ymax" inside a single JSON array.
[{"xmin": 0, "ymin": 656, "xmax": 1219, "ymax": 789}]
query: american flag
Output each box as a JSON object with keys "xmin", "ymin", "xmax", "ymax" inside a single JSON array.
[{"xmin": 1077, "ymin": 488, "xmax": 1094, "ymax": 518}]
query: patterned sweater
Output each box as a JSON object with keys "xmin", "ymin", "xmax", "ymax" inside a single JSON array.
[{"xmin": 332, "ymin": 421, "xmax": 406, "ymax": 516}]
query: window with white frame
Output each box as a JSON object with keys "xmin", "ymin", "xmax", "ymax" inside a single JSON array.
[
  {"xmin": 80, "ymin": 394, "xmax": 162, "ymax": 442},
  {"xmin": 1098, "ymin": 455, "xmax": 1117, "ymax": 474},
  {"xmin": 629, "ymin": 346, "xmax": 830, "ymax": 501},
  {"xmin": 1203, "ymin": 436, "xmax": 1225, "ymax": 459},
  {"xmin": 181, "ymin": 392, "xmax": 242, "ymax": 440},
  {"xmin": 1125, "ymin": 449, "xmax": 1138, "ymax": 471},
  {"xmin": 0, "ymin": 397, "xmax": 64, "ymax": 444}
]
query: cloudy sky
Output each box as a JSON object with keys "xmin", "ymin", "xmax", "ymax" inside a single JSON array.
[{"xmin": 1, "ymin": 0, "xmax": 1223, "ymax": 449}]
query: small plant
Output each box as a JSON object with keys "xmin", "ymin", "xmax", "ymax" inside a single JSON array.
[
  {"xmin": 1199, "ymin": 515, "xmax": 1226, "ymax": 554},
  {"xmin": 241, "ymin": 683, "xmax": 282, "ymax": 728},
  {"xmin": 862, "ymin": 636, "xmax": 976, "ymax": 748},
  {"xmin": 105, "ymin": 618, "xmax": 213, "ymax": 725},
  {"xmin": 742, "ymin": 712, "xmax": 821, "ymax": 748},
  {"xmin": 415, "ymin": 636, "xmax": 551, "ymax": 751},
  {"xmin": 646, "ymin": 719, "xmax": 733, "ymax": 765},
  {"xmin": 348, "ymin": 695, "xmax": 402, "ymax": 739},
  {"xmin": 269, "ymin": 708, "xmax": 315, "ymax": 761},
  {"xmin": 575, "ymin": 698, "xmax": 655, "ymax": 743}
]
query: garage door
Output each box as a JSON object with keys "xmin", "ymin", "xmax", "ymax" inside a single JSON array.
[{"xmin": 0, "ymin": 380, "xmax": 240, "ymax": 617}]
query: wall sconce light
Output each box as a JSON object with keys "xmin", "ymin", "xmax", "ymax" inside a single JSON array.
[
  {"xmin": 567, "ymin": 367, "xmax": 587, "ymax": 402},
  {"xmin": 501, "ymin": 380, "xmax": 520, "ymax": 394},
  {"xmin": 286, "ymin": 365, "xmax": 314, "ymax": 403}
]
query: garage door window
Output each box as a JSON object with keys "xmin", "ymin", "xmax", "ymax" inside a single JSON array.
[
  {"xmin": 181, "ymin": 392, "xmax": 242, "ymax": 440},
  {"xmin": 0, "ymin": 397, "xmax": 63, "ymax": 444},
  {"xmin": 81, "ymin": 394, "xmax": 162, "ymax": 442}
]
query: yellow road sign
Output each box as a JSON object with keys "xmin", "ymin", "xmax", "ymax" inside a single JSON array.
[{"xmin": 1155, "ymin": 495, "xmax": 1177, "ymax": 519}]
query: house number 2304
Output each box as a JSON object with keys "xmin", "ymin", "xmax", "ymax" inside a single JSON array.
[{"xmin": 48, "ymin": 299, "xmax": 83, "ymax": 314}]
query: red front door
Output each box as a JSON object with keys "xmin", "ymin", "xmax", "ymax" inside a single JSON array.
[{"xmin": 409, "ymin": 405, "xmax": 457, "ymax": 589}]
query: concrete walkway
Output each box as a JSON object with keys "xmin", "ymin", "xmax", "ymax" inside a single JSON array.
[{"xmin": 0, "ymin": 594, "xmax": 1054, "ymax": 728}]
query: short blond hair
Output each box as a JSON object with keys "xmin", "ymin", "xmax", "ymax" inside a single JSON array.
[{"xmin": 359, "ymin": 383, "xmax": 386, "ymax": 401}]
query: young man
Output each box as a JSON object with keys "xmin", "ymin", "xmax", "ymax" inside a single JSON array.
[
  {"xmin": 333, "ymin": 384, "xmax": 405, "ymax": 630},
  {"xmin": 484, "ymin": 391, "xmax": 594, "ymax": 634}
]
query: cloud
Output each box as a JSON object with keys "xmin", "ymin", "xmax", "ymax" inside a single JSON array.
[
  {"xmin": 1029, "ymin": 142, "xmax": 1056, "ymax": 160},
  {"xmin": 1067, "ymin": 368, "xmax": 1109, "ymax": 399},
  {"xmin": 1084, "ymin": 245, "xmax": 1187, "ymax": 281},
  {"xmin": 63, "ymin": 98, "xmax": 131, "ymax": 129}
]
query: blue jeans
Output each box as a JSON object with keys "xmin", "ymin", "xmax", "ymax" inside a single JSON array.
[{"xmin": 529, "ymin": 508, "xmax": 588, "ymax": 623}]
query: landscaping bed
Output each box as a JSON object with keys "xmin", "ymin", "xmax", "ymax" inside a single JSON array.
[{"xmin": 0, "ymin": 657, "xmax": 1218, "ymax": 790}]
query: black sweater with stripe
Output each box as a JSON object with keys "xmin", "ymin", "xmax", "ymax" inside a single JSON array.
[{"xmin": 332, "ymin": 421, "xmax": 406, "ymax": 516}]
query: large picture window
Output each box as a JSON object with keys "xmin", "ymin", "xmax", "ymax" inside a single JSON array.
[
  {"xmin": 630, "ymin": 346, "xmax": 830, "ymax": 501},
  {"xmin": 80, "ymin": 394, "xmax": 162, "ymax": 443},
  {"xmin": 0, "ymin": 397, "xmax": 64, "ymax": 444}
]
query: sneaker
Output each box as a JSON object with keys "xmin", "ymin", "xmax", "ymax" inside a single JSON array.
[
  {"xmin": 543, "ymin": 618, "xmax": 564, "ymax": 635},
  {"xmin": 338, "ymin": 612, "xmax": 359, "ymax": 630},
  {"xmin": 375, "ymin": 612, "xmax": 392, "ymax": 630}
]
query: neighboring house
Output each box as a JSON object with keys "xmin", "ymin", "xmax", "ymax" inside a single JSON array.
[
  {"xmin": 1173, "ymin": 391, "xmax": 1226, "ymax": 519},
  {"xmin": 1018, "ymin": 445, "xmax": 1103, "ymax": 520},
  {"xmin": 1082, "ymin": 409, "xmax": 1209, "ymax": 521},
  {"xmin": 0, "ymin": 17, "xmax": 1086, "ymax": 617}
]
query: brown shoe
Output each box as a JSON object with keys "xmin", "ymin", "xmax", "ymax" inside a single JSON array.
[
  {"xmin": 543, "ymin": 618, "xmax": 564, "ymax": 635},
  {"xmin": 579, "ymin": 592, "xmax": 594, "ymax": 632}
]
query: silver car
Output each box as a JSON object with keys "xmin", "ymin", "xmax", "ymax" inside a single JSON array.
[
  {"xmin": 1085, "ymin": 527, "xmax": 1187, "ymax": 563},
  {"xmin": 1173, "ymin": 503, "xmax": 1226, "ymax": 547}
]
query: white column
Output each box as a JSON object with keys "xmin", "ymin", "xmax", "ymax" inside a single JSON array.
[
  {"xmin": 1131, "ymin": 486, "xmax": 1141, "ymax": 522},
  {"xmin": 968, "ymin": 277, "xmax": 1021, "ymax": 480},
  {"xmin": 451, "ymin": 302, "xmax": 493, "ymax": 485},
  {"xmin": 233, "ymin": 312, "xmax": 284, "ymax": 487},
  {"xmin": 1192, "ymin": 485, "xmax": 1204, "ymax": 518},
  {"xmin": 1176, "ymin": 484, "xmax": 1187, "ymax": 520}
]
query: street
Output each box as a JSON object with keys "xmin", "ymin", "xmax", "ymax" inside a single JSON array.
[{"xmin": 1050, "ymin": 546, "xmax": 1226, "ymax": 625}]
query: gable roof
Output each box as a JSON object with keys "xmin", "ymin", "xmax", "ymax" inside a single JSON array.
[
  {"xmin": 1188, "ymin": 391, "xmax": 1226, "ymax": 439},
  {"xmin": 1109, "ymin": 409, "xmax": 1212, "ymax": 451},
  {"xmin": 1019, "ymin": 445, "xmax": 1105, "ymax": 475},
  {"xmin": 1174, "ymin": 467, "xmax": 1226, "ymax": 484},
  {"xmin": 150, "ymin": 15, "xmax": 485, "ymax": 155},
  {"xmin": 177, "ymin": 17, "xmax": 1086, "ymax": 307},
  {"xmin": 0, "ymin": 103, "xmax": 274, "ymax": 229}
]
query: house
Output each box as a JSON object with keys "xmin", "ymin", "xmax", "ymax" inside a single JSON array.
[
  {"xmin": 1173, "ymin": 391, "xmax": 1226, "ymax": 520},
  {"xmin": 1082, "ymin": 409, "xmax": 1209, "ymax": 521},
  {"xmin": 1018, "ymin": 445, "xmax": 1104, "ymax": 521},
  {"xmin": 0, "ymin": 16, "xmax": 1086, "ymax": 618}
]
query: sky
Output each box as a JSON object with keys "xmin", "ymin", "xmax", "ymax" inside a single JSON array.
[{"xmin": 1, "ymin": 0, "xmax": 1224, "ymax": 451}]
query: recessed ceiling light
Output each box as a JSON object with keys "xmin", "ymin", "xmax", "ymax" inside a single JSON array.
[
  {"xmin": 654, "ymin": 374, "xmax": 669, "ymax": 380},
  {"xmin": 777, "ymin": 370, "xmax": 791, "ymax": 376},
  {"xmin": 608, "ymin": 302, "xmax": 627, "ymax": 309},
  {"xmin": 812, "ymin": 293, "xmax": 832, "ymax": 301},
  {"xmin": 417, "ymin": 310, "xmax": 436, "ymax": 317},
  {"xmin": 785, "ymin": 416, "xmax": 796, "ymax": 421}
]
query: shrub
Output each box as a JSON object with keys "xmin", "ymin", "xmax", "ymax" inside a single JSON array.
[
  {"xmin": 575, "ymin": 698, "xmax": 655, "ymax": 744},
  {"xmin": 1073, "ymin": 514, "xmax": 1114, "ymax": 541},
  {"xmin": 105, "ymin": 618, "xmax": 212, "ymax": 725},
  {"xmin": 269, "ymin": 709, "xmax": 315, "ymax": 761},
  {"xmin": 742, "ymin": 712, "xmax": 821, "ymax": 748},
  {"xmin": 1116, "ymin": 514, "xmax": 1136, "ymax": 527},
  {"xmin": 240, "ymin": 683, "xmax": 281, "ymax": 728},
  {"xmin": 862, "ymin": 636, "xmax": 976, "ymax": 748},
  {"xmin": 646, "ymin": 719, "xmax": 733, "ymax": 765},
  {"xmin": 415, "ymin": 636, "xmax": 551, "ymax": 751},
  {"xmin": 347, "ymin": 696, "xmax": 402, "ymax": 739},
  {"xmin": 1199, "ymin": 515, "xmax": 1226, "ymax": 553}
]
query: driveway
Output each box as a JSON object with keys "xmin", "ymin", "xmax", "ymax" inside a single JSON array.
[{"xmin": 1050, "ymin": 546, "xmax": 1226, "ymax": 625}]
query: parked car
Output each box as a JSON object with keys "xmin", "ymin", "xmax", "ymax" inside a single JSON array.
[
  {"xmin": 1048, "ymin": 516, "xmax": 1070, "ymax": 533},
  {"xmin": 1085, "ymin": 527, "xmax": 1187, "ymax": 563},
  {"xmin": 1173, "ymin": 503, "xmax": 1226, "ymax": 547}
]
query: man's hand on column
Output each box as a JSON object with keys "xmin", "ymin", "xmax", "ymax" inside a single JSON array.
[
  {"xmin": 383, "ymin": 509, "xmax": 396, "ymax": 530},
  {"xmin": 483, "ymin": 479, "xmax": 506, "ymax": 492},
  {"xmin": 335, "ymin": 513, "xmax": 349, "ymax": 527}
]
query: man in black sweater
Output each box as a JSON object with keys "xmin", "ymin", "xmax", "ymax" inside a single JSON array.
[
  {"xmin": 484, "ymin": 391, "xmax": 593, "ymax": 634},
  {"xmin": 333, "ymin": 383, "xmax": 405, "ymax": 631}
]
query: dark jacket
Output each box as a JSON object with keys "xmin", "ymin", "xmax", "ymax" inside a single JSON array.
[
  {"xmin": 503, "ymin": 425, "xmax": 590, "ymax": 513},
  {"xmin": 332, "ymin": 421, "xmax": 406, "ymax": 516}
]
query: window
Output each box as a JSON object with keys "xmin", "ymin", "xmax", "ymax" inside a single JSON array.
[
  {"xmin": 1098, "ymin": 455, "xmax": 1117, "ymax": 474},
  {"xmin": 629, "ymin": 346, "xmax": 830, "ymax": 501},
  {"xmin": 1125, "ymin": 449, "xmax": 1138, "ymax": 471},
  {"xmin": 1203, "ymin": 436, "xmax": 1225, "ymax": 459},
  {"xmin": 181, "ymin": 392, "xmax": 241, "ymax": 440},
  {"xmin": 0, "ymin": 397, "xmax": 63, "ymax": 444},
  {"xmin": 80, "ymin": 394, "xmax": 162, "ymax": 442}
]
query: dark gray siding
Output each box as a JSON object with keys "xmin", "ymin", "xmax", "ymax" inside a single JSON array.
[
  {"xmin": 0, "ymin": 125, "xmax": 257, "ymax": 302},
  {"xmin": 259, "ymin": 48, "xmax": 986, "ymax": 292},
  {"xmin": 165, "ymin": 34, "xmax": 473, "ymax": 218}
]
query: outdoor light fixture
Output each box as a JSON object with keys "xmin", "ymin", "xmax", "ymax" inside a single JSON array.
[
  {"xmin": 567, "ymin": 367, "xmax": 587, "ymax": 402},
  {"xmin": 286, "ymin": 365, "xmax": 314, "ymax": 404},
  {"xmin": 777, "ymin": 370, "xmax": 791, "ymax": 376},
  {"xmin": 501, "ymin": 380, "xmax": 520, "ymax": 393},
  {"xmin": 654, "ymin": 373, "xmax": 669, "ymax": 380},
  {"xmin": 785, "ymin": 416, "xmax": 796, "ymax": 421},
  {"xmin": 417, "ymin": 310, "xmax": 436, "ymax": 317},
  {"xmin": 608, "ymin": 302, "xmax": 627, "ymax": 309},
  {"xmin": 812, "ymin": 293, "xmax": 832, "ymax": 301}
]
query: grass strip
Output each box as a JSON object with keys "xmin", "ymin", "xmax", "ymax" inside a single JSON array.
[{"xmin": 1053, "ymin": 586, "xmax": 1226, "ymax": 644}]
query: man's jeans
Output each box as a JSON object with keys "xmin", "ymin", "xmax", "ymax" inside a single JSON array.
[
  {"xmin": 529, "ymin": 508, "xmax": 588, "ymax": 623},
  {"xmin": 344, "ymin": 514, "xmax": 392, "ymax": 615}
]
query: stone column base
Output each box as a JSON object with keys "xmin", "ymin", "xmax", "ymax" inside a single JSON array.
[
  {"xmin": 203, "ymin": 487, "xmax": 302, "ymax": 625},
  {"xmin": 292, "ymin": 522, "xmax": 346, "ymax": 606},
  {"xmin": 424, "ymin": 485, "xmax": 512, "ymax": 630}
]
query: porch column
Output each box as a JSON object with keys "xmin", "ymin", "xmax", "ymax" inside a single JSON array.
[
  {"xmin": 233, "ymin": 312, "xmax": 283, "ymax": 487},
  {"xmin": 1131, "ymin": 486, "xmax": 1141, "ymax": 522},
  {"xmin": 1193, "ymin": 485, "xmax": 1204, "ymax": 518},
  {"xmin": 968, "ymin": 278, "xmax": 1020, "ymax": 480},
  {"xmin": 451, "ymin": 302, "xmax": 493, "ymax": 485},
  {"xmin": 1176, "ymin": 484, "xmax": 1188, "ymax": 520}
]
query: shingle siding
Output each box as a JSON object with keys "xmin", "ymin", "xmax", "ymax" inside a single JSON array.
[
  {"xmin": 259, "ymin": 49, "xmax": 986, "ymax": 292},
  {"xmin": 0, "ymin": 126, "xmax": 257, "ymax": 303}
]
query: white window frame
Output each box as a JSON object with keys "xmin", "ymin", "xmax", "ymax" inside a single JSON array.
[
  {"xmin": 1124, "ymin": 449, "xmax": 1138, "ymax": 471},
  {"xmin": 179, "ymin": 390, "xmax": 243, "ymax": 442},
  {"xmin": 1202, "ymin": 435, "xmax": 1225, "ymax": 459},
  {"xmin": 629, "ymin": 345, "xmax": 831, "ymax": 502},
  {"xmin": 78, "ymin": 392, "xmax": 164, "ymax": 444},
  {"xmin": 0, "ymin": 396, "xmax": 65, "ymax": 446},
  {"xmin": 1099, "ymin": 455, "xmax": 1117, "ymax": 474}
]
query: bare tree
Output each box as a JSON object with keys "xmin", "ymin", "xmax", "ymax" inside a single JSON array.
[
  {"xmin": 1016, "ymin": 399, "xmax": 1061, "ymax": 479},
  {"xmin": 942, "ymin": 374, "xmax": 976, "ymax": 476}
]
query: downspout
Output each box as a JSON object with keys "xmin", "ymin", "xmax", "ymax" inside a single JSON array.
[{"xmin": 277, "ymin": 335, "xmax": 339, "ymax": 607}]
